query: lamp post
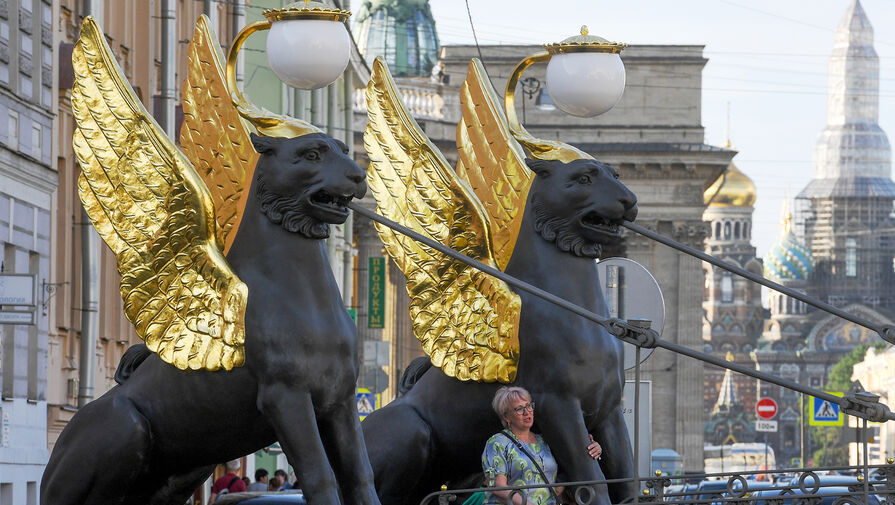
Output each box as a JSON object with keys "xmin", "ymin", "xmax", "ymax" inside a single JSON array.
[
  {"xmin": 518, "ymin": 77, "xmax": 557, "ymax": 122},
  {"xmin": 225, "ymin": 0, "xmax": 353, "ymax": 133}
]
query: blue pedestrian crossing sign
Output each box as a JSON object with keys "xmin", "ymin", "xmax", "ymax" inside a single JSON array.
[
  {"xmin": 356, "ymin": 388, "xmax": 378, "ymax": 421},
  {"xmin": 810, "ymin": 392, "xmax": 843, "ymax": 426}
]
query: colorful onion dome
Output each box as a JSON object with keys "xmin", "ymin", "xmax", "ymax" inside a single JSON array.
[
  {"xmin": 704, "ymin": 161, "xmax": 757, "ymax": 207},
  {"xmin": 764, "ymin": 203, "xmax": 813, "ymax": 282}
]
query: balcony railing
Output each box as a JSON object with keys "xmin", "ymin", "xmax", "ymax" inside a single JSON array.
[{"xmin": 354, "ymin": 80, "xmax": 445, "ymax": 120}]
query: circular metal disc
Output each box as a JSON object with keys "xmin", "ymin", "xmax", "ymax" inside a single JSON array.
[{"xmin": 596, "ymin": 257, "xmax": 665, "ymax": 370}]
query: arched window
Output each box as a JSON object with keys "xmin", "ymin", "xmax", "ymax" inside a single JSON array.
[
  {"xmin": 743, "ymin": 222, "xmax": 750, "ymax": 238},
  {"xmin": 715, "ymin": 222, "xmax": 721, "ymax": 239},
  {"xmin": 846, "ymin": 238, "xmax": 857, "ymax": 277},
  {"xmin": 777, "ymin": 295, "xmax": 783, "ymax": 314},
  {"xmin": 724, "ymin": 222, "xmax": 731, "ymax": 239},
  {"xmin": 721, "ymin": 273, "xmax": 733, "ymax": 303},
  {"xmin": 734, "ymin": 222, "xmax": 741, "ymax": 239}
]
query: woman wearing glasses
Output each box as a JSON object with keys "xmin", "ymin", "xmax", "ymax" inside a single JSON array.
[{"xmin": 481, "ymin": 386, "xmax": 602, "ymax": 505}]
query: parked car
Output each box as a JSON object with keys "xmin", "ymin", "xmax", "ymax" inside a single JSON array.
[
  {"xmin": 750, "ymin": 485, "xmax": 881, "ymax": 505},
  {"xmin": 215, "ymin": 491, "xmax": 306, "ymax": 504},
  {"xmin": 694, "ymin": 479, "xmax": 734, "ymax": 503}
]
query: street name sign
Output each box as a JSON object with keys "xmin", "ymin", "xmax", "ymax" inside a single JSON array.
[
  {"xmin": 755, "ymin": 420, "xmax": 778, "ymax": 432},
  {"xmin": 0, "ymin": 274, "xmax": 35, "ymax": 306},
  {"xmin": 756, "ymin": 398, "xmax": 778, "ymax": 419},
  {"xmin": 0, "ymin": 274, "xmax": 36, "ymax": 325}
]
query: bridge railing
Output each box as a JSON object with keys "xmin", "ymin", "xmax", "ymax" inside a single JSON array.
[{"xmin": 419, "ymin": 464, "xmax": 895, "ymax": 505}]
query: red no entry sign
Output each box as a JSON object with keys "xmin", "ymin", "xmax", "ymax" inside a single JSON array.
[{"xmin": 756, "ymin": 398, "xmax": 778, "ymax": 419}]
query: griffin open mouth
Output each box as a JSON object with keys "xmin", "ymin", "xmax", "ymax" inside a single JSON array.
[
  {"xmin": 308, "ymin": 189, "xmax": 352, "ymax": 218},
  {"xmin": 580, "ymin": 211, "xmax": 622, "ymax": 237}
]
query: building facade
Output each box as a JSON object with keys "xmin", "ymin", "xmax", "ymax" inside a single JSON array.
[
  {"xmin": 701, "ymin": 154, "xmax": 763, "ymax": 448},
  {"xmin": 0, "ymin": 0, "xmax": 56, "ymax": 502},
  {"xmin": 795, "ymin": 0, "xmax": 895, "ymax": 312}
]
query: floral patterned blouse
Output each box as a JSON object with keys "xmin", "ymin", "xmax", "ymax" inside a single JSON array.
[{"xmin": 481, "ymin": 431, "xmax": 558, "ymax": 505}]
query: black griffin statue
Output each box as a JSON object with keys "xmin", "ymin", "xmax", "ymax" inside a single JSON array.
[
  {"xmin": 41, "ymin": 17, "xmax": 379, "ymax": 505},
  {"xmin": 359, "ymin": 58, "xmax": 639, "ymax": 505}
]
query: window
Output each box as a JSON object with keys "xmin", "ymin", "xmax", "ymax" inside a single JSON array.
[
  {"xmin": 721, "ymin": 273, "xmax": 733, "ymax": 303},
  {"xmin": 846, "ymin": 238, "xmax": 857, "ymax": 277},
  {"xmin": 20, "ymin": 33, "xmax": 32, "ymax": 56},
  {"xmin": 724, "ymin": 222, "xmax": 731, "ymax": 239},
  {"xmin": 783, "ymin": 425, "xmax": 795, "ymax": 448},
  {"xmin": 31, "ymin": 125, "xmax": 40, "ymax": 158},
  {"xmin": 20, "ymin": 75, "xmax": 32, "ymax": 99},
  {"xmin": 8, "ymin": 111, "xmax": 18, "ymax": 150},
  {"xmin": 714, "ymin": 222, "xmax": 721, "ymax": 239},
  {"xmin": 734, "ymin": 222, "xmax": 741, "ymax": 239}
]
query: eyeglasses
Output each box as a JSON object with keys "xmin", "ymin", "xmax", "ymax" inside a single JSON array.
[{"xmin": 512, "ymin": 402, "xmax": 535, "ymax": 415}]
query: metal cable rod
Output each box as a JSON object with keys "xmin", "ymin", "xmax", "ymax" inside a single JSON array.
[
  {"xmin": 348, "ymin": 204, "xmax": 895, "ymax": 423},
  {"xmin": 621, "ymin": 221, "xmax": 895, "ymax": 344},
  {"xmin": 349, "ymin": 202, "xmax": 616, "ymax": 329}
]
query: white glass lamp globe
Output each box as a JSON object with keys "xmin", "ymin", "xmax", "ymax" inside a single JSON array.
[
  {"xmin": 546, "ymin": 52, "xmax": 625, "ymax": 117},
  {"xmin": 266, "ymin": 18, "xmax": 351, "ymax": 90},
  {"xmin": 544, "ymin": 26, "xmax": 627, "ymax": 117}
]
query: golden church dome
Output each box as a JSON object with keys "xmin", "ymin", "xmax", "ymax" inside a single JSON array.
[{"xmin": 704, "ymin": 161, "xmax": 757, "ymax": 207}]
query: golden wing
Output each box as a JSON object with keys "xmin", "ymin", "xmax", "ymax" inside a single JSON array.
[
  {"xmin": 365, "ymin": 58, "xmax": 521, "ymax": 383},
  {"xmin": 73, "ymin": 17, "xmax": 247, "ymax": 371},
  {"xmin": 456, "ymin": 59, "xmax": 533, "ymax": 271},
  {"xmin": 180, "ymin": 15, "xmax": 259, "ymax": 254}
]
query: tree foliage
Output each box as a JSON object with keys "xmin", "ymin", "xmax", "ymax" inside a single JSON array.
[{"xmin": 802, "ymin": 343, "xmax": 885, "ymax": 466}]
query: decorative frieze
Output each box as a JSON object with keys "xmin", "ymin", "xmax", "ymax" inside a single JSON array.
[
  {"xmin": 0, "ymin": 42, "xmax": 8, "ymax": 64},
  {"xmin": 41, "ymin": 65, "xmax": 50, "ymax": 87},
  {"xmin": 672, "ymin": 220, "xmax": 710, "ymax": 245},
  {"xmin": 0, "ymin": 0, "xmax": 7, "ymax": 20}
]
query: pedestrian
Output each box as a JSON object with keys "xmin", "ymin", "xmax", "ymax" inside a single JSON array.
[
  {"xmin": 247, "ymin": 468, "xmax": 269, "ymax": 491},
  {"xmin": 208, "ymin": 460, "xmax": 246, "ymax": 504},
  {"xmin": 480, "ymin": 386, "xmax": 602, "ymax": 505},
  {"xmin": 272, "ymin": 469, "xmax": 292, "ymax": 491}
]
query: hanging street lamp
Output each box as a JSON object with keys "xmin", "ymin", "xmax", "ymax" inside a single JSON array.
[{"xmin": 505, "ymin": 25, "xmax": 627, "ymax": 125}]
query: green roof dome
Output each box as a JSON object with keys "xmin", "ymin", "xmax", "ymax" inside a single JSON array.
[
  {"xmin": 764, "ymin": 204, "xmax": 813, "ymax": 282},
  {"xmin": 353, "ymin": 0, "xmax": 440, "ymax": 77}
]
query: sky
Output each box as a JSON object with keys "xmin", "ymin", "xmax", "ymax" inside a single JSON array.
[{"xmin": 350, "ymin": 0, "xmax": 895, "ymax": 258}]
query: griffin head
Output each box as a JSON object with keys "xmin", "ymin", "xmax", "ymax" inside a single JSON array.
[{"xmin": 251, "ymin": 133, "xmax": 366, "ymax": 239}]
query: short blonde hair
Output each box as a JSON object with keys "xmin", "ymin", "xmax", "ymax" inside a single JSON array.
[{"xmin": 492, "ymin": 386, "xmax": 532, "ymax": 427}]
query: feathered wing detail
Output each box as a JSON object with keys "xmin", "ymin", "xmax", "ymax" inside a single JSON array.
[
  {"xmin": 456, "ymin": 59, "xmax": 533, "ymax": 271},
  {"xmin": 180, "ymin": 15, "xmax": 259, "ymax": 254},
  {"xmin": 364, "ymin": 58, "xmax": 521, "ymax": 383},
  {"xmin": 73, "ymin": 17, "xmax": 247, "ymax": 371}
]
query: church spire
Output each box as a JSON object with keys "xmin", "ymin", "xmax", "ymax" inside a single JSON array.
[
  {"xmin": 712, "ymin": 352, "xmax": 738, "ymax": 414},
  {"xmin": 808, "ymin": 0, "xmax": 891, "ymax": 184}
]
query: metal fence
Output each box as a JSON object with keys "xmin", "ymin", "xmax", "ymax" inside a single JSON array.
[
  {"xmin": 420, "ymin": 463, "xmax": 895, "ymax": 505},
  {"xmin": 347, "ymin": 204, "xmax": 895, "ymax": 505}
]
